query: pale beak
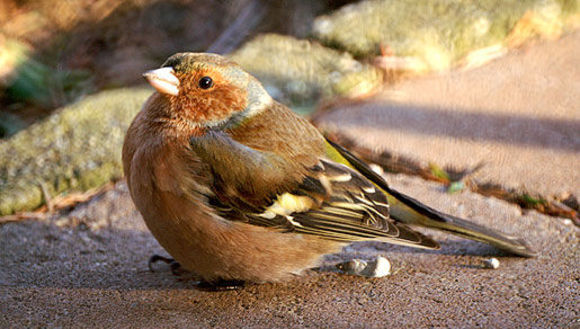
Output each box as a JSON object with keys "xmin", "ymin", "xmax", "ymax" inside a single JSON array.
[{"xmin": 143, "ymin": 67, "xmax": 180, "ymax": 96}]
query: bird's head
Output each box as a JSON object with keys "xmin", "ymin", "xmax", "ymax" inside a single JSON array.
[{"xmin": 143, "ymin": 53, "xmax": 272, "ymax": 130}]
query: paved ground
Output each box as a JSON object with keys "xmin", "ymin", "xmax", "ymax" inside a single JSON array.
[
  {"xmin": 1, "ymin": 32, "xmax": 579, "ymax": 329},
  {"xmin": 317, "ymin": 31, "xmax": 580, "ymax": 198}
]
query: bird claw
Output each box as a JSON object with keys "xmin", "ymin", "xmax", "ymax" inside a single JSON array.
[
  {"xmin": 194, "ymin": 279, "xmax": 246, "ymax": 291},
  {"xmin": 148, "ymin": 255, "xmax": 245, "ymax": 289},
  {"xmin": 148, "ymin": 254, "xmax": 185, "ymax": 276}
]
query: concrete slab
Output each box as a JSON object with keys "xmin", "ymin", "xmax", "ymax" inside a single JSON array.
[
  {"xmin": 316, "ymin": 31, "xmax": 580, "ymax": 198},
  {"xmin": 0, "ymin": 179, "xmax": 577, "ymax": 328}
]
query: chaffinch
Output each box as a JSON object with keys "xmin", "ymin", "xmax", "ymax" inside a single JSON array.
[{"xmin": 122, "ymin": 53, "xmax": 535, "ymax": 287}]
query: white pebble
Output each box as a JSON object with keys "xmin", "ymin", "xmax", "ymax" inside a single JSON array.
[
  {"xmin": 562, "ymin": 219, "xmax": 572, "ymax": 225},
  {"xmin": 363, "ymin": 256, "xmax": 391, "ymax": 278},
  {"xmin": 483, "ymin": 258, "xmax": 500, "ymax": 269},
  {"xmin": 337, "ymin": 256, "xmax": 391, "ymax": 278}
]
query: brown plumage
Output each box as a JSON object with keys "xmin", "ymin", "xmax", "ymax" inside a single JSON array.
[
  {"xmin": 123, "ymin": 53, "xmax": 536, "ymax": 284},
  {"xmin": 123, "ymin": 93, "xmax": 341, "ymax": 283}
]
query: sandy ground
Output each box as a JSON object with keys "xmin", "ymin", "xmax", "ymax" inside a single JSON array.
[{"xmin": 1, "ymin": 176, "xmax": 578, "ymax": 328}]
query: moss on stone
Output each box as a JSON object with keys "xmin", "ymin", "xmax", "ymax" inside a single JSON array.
[
  {"xmin": 312, "ymin": 0, "xmax": 578, "ymax": 71},
  {"xmin": 230, "ymin": 34, "xmax": 382, "ymax": 110},
  {"xmin": 0, "ymin": 87, "xmax": 152, "ymax": 215}
]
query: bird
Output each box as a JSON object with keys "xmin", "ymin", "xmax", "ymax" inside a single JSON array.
[{"xmin": 122, "ymin": 53, "xmax": 536, "ymax": 288}]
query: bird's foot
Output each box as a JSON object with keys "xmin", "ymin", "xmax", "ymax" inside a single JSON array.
[
  {"xmin": 148, "ymin": 255, "xmax": 245, "ymax": 289},
  {"xmin": 195, "ymin": 279, "xmax": 246, "ymax": 291},
  {"xmin": 148, "ymin": 254, "xmax": 186, "ymax": 276}
]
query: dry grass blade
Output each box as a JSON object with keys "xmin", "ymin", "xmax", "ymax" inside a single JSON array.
[{"xmin": 0, "ymin": 182, "xmax": 115, "ymax": 224}]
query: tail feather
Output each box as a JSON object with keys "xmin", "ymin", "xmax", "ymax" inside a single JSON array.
[
  {"xmin": 386, "ymin": 188, "xmax": 537, "ymax": 257},
  {"xmin": 326, "ymin": 138, "xmax": 537, "ymax": 257}
]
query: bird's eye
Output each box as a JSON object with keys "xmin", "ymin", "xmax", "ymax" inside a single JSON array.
[{"xmin": 198, "ymin": 76, "xmax": 213, "ymax": 89}]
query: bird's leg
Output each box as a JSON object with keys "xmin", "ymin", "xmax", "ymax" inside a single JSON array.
[
  {"xmin": 148, "ymin": 254, "xmax": 184, "ymax": 276},
  {"xmin": 195, "ymin": 279, "xmax": 246, "ymax": 291}
]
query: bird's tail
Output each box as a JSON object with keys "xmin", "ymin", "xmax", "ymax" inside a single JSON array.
[
  {"xmin": 385, "ymin": 188, "xmax": 537, "ymax": 257},
  {"xmin": 326, "ymin": 138, "xmax": 537, "ymax": 257}
]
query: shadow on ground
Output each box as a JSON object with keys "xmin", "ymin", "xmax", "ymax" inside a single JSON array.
[{"xmin": 318, "ymin": 103, "xmax": 580, "ymax": 152}]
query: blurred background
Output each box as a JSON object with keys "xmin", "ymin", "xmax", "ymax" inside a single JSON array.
[
  {"xmin": 2, "ymin": 0, "xmax": 577, "ymax": 134},
  {"xmin": 0, "ymin": 0, "xmax": 354, "ymax": 134},
  {"xmin": 0, "ymin": 0, "xmax": 578, "ymax": 219}
]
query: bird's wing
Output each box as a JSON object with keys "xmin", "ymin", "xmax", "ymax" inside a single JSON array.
[
  {"xmin": 255, "ymin": 159, "xmax": 439, "ymax": 249},
  {"xmin": 208, "ymin": 155, "xmax": 440, "ymax": 249},
  {"xmin": 190, "ymin": 130, "xmax": 438, "ymax": 248},
  {"xmin": 324, "ymin": 138, "xmax": 537, "ymax": 257}
]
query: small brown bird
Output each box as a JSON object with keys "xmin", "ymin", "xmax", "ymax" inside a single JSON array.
[{"xmin": 122, "ymin": 53, "xmax": 535, "ymax": 287}]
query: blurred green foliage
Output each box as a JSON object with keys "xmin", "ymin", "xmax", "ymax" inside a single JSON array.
[{"xmin": 1, "ymin": 39, "xmax": 94, "ymax": 109}]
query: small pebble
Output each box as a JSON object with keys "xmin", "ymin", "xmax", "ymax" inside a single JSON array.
[
  {"xmin": 483, "ymin": 258, "xmax": 500, "ymax": 269},
  {"xmin": 363, "ymin": 256, "xmax": 391, "ymax": 277},
  {"xmin": 336, "ymin": 256, "xmax": 391, "ymax": 278},
  {"xmin": 336, "ymin": 259, "xmax": 367, "ymax": 275},
  {"xmin": 562, "ymin": 219, "xmax": 572, "ymax": 225},
  {"xmin": 54, "ymin": 217, "xmax": 69, "ymax": 227}
]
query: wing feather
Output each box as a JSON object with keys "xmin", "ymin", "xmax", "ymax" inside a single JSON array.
[{"xmin": 213, "ymin": 158, "xmax": 440, "ymax": 250}]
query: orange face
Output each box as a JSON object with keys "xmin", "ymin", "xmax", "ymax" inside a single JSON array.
[
  {"xmin": 144, "ymin": 53, "xmax": 255, "ymax": 129},
  {"xmin": 169, "ymin": 67, "xmax": 249, "ymax": 127}
]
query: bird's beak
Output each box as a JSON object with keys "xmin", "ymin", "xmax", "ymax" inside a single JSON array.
[{"xmin": 143, "ymin": 67, "xmax": 180, "ymax": 96}]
